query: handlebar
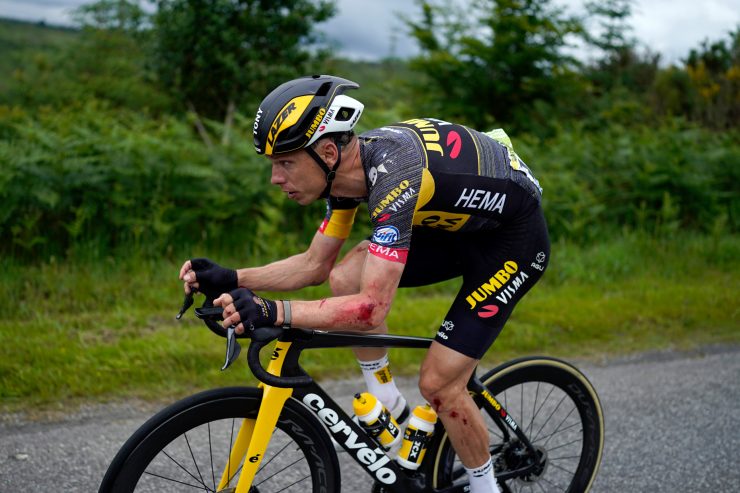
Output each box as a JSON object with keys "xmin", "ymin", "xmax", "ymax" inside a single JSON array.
[
  {"xmin": 177, "ymin": 293, "xmax": 431, "ymax": 388},
  {"xmin": 180, "ymin": 293, "xmax": 314, "ymax": 387},
  {"xmin": 247, "ymin": 327, "xmax": 313, "ymax": 388}
]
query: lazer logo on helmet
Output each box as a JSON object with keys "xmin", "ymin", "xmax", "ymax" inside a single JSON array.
[
  {"xmin": 305, "ymin": 108, "xmax": 327, "ymax": 139},
  {"xmin": 267, "ymin": 101, "xmax": 297, "ymax": 149},
  {"xmin": 303, "ymin": 393, "xmax": 397, "ymax": 485}
]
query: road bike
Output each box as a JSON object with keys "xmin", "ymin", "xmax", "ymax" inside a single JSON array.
[{"xmin": 99, "ymin": 294, "xmax": 604, "ymax": 492}]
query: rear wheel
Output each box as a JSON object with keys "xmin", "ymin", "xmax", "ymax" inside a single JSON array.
[
  {"xmin": 99, "ymin": 387, "xmax": 340, "ymax": 492},
  {"xmin": 431, "ymin": 357, "xmax": 604, "ymax": 492}
]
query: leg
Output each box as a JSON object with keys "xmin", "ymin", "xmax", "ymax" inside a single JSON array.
[{"xmin": 419, "ymin": 342, "xmax": 490, "ymax": 467}]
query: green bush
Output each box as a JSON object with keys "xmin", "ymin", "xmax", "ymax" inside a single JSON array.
[
  {"xmin": 516, "ymin": 120, "xmax": 740, "ymax": 242},
  {"xmin": 1, "ymin": 101, "xmax": 738, "ymax": 260},
  {"xmin": 0, "ymin": 102, "xmax": 327, "ymax": 259}
]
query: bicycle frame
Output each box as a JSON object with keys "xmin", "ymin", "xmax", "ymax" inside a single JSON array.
[{"xmin": 215, "ymin": 327, "xmax": 543, "ymax": 493}]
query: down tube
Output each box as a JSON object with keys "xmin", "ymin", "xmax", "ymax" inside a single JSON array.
[
  {"xmin": 292, "ymin": 385, "xmax": 417, "ymax": 492},
  {"xmin": 228, "ymin": 340, "xmax": 295, "ymax": 493}
]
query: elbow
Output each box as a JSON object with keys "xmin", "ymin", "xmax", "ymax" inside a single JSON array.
[
  {"xmin": 308, "ymin": 265, "xmax": 332, "ymax": 286},
  {"xmin": 355, "ymin": 299, "xmax": 391, "ymax": 330}
]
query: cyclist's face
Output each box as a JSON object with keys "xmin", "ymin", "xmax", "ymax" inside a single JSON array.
[{"xmin": 269, "ymin": 150, "xmax": 325, "ymax": 205}]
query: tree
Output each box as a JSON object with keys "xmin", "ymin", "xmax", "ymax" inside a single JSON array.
[
  {"xmin": 684, "ymin": 26, "xmax": 740, "ymax": 128},
  {"xmin": 72, "ymin": 0, "xmax": 149, "ymax": 31},
  {"xmin": 150, "ymin": 0, "xmax": 336, "ymax": 145},
  {"xmin": 583, "ymin": 0, "xmax": 658, "ymax": 95},
  {"xmin": 406, "ymin": 0, "xmax": 583, "ymax": 131}
]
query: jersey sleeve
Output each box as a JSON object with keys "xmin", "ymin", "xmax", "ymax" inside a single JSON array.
[
  {"xmin": 318, "ymin": 196, "xmax": 361, "ymax": 239},
  {"xmin": 364, "ymin": 129, "xmax": 425, "ymax": 264}
]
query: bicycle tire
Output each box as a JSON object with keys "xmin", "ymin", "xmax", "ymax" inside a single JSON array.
[
  {"xmin": 430, "ymin": 357, "xmax": 604, "ymax": 493},
  {"xmin": 99, "ymin": 386, "xmax": 340, "ymax": 493}
]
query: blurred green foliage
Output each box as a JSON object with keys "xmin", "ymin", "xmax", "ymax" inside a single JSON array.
[{"xmin": 0, "ymin": 2, "xmax": 739, "ymax": 261}]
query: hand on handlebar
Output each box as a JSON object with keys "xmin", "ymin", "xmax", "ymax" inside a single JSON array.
[
  {"xmin": 215, "ymin": 288, "xmax": 278, "ymax": 334},
  {"xmin": 179, "ymin": 257, "xmax": 238, "ymax": 299}
]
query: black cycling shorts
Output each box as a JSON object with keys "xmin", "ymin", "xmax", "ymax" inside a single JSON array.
[{"xmin": 399, "ymin": 207, "xmax": 550, "ymax": 359}]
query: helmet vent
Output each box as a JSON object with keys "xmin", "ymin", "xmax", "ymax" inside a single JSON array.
[
  {"xmin": 316, "ymin": 81, "xmax": 333, "ymax": 97},
  {"xmin": 303, "ymin": 106, "xmax": 319, "ymax": 126},
  {"xmin": 336, "ymin": 107, "xmax": 355, "ymax": 121}
]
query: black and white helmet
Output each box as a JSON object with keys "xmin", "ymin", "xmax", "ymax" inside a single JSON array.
[{"xmin": 253, "ymin": 75, "xmax": 364, "ymax": 156}]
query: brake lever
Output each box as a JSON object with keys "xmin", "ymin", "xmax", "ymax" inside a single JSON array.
[
  {"xmin": 221, "ymin": 325, "xmax": 242, "ymax": 371},
  {"xmin": 176, "ymin": 291, "xmax": 195, "ymax": 320}
]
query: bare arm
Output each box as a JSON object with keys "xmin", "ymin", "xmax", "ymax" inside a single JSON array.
[
  {"xmin": 236, "ymin": 231, "xmax": 344, "ymax": 291},
  {"xmin": 286, "ymin": 252, "xmax": 404, "ymax": 331}
]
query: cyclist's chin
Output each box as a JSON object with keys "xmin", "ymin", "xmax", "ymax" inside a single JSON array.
[{"xmin": 292, "ymin": 192, "xmax": 319, "ymax": 205}]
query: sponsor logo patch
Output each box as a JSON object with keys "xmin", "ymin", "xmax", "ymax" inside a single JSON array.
[
  {"xmin": 477, "ymin": 305, "xmax": 500, "ymax": 318},
  {"xmin": 368, "ymin": 163, "xmax": 388, "ymax": 186},
  {"xmin": 531, "ymin": 251, "xmax": 546, "ymax": 272},
  {"xmin": 455, "ymin": 188, "xmax": 506, "ymax": 213},
  {"xmin": 466, "ymin": 261, "xmax": 528, "ymax": 309},
  {"xmin": 368, "ymin": 243, "xmax": 408, "ymax": 263},
  {"xmin": 371, "ymin": 226, "xmax": 399, "ymax": 245},
  {"xmin": 372, "ymin": 180, "xmax": 415, "ymax": 218},
  {"xmin": 446, "ymin": 131, "xmax": 462, "ymax": 159}
]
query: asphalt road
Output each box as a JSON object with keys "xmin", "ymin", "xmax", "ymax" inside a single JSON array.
[{"xmin": 1, "ymin": 345, "xmax": 739, "ymax": 492}]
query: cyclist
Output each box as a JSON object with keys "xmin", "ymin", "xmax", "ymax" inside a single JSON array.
[{"xmin": 179, "ymin": 75, "xmax": 549, "ymax": 493}]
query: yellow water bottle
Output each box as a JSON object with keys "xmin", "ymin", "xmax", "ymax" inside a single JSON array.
[
  {"xmin": 395, "ymin": 404, "xmax": 437, "ymax": 470},
  {"xmin": 352, "ymin": 392, "xmax": 402, "ymax": 450}
]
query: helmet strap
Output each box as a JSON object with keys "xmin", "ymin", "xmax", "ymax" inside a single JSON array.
[{"xmin": 305, "ymin": 139, "xmax": 343, "ymax": 199}]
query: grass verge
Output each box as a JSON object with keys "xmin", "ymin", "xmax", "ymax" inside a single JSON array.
[{"xmin": 1, "ymin": 232, "xmax": 738, "ymax": 414}]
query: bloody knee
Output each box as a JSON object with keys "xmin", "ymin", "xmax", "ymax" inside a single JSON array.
[{"xmin": 419, "ymin": 371, "xmax": 465, "ymax": 414}]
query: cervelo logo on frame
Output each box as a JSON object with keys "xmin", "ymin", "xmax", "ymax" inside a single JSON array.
[
  {"xmin": 371, "ymin": 226, "xmax": 399, "ymax": 245},
  {"xmin": 303, "ymin": 393, "xmax": 397, "ymax": 484}
]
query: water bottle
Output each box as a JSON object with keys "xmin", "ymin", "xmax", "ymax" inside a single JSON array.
[
  {"xmin": 395, "ymin": 404, "xmax": 437, "ymax": 470},
  {"xmin": 352, "ymin": 392, "xmax": 402, "ymax": 450}
]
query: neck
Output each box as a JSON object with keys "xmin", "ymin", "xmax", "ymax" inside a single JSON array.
[{"xmin": 327, "ymin": 138, "xmax": 367, "ymax": 198}]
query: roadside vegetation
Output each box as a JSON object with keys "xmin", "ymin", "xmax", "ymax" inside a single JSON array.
[{"xmin": 0, "ymin": 0, "xmax": 738, "ymax": 412}]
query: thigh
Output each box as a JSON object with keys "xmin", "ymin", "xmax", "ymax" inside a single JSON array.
[
  {"xmin": 436, "ymin": 207, "xmax": 550, "ymax": 359},
  {"xmin": 399, "ymin": 228, "xmax": 464, "ymax": 287}
]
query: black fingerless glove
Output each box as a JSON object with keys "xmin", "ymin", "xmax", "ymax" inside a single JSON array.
[
  {"xmin": 230, "ymin": 288, "xmax": 278, "ymax": 330},
  {"xmin": 191, "ymin": 257, "xmax": 238, "ymax": 299}
]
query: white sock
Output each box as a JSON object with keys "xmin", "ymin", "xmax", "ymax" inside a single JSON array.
[
  {"xmin": 464, "ymin": 458, "xmax": 500, "ymax": 493},
  {"xmin": 357, "ymin": 355, "xmax": 403, "ymax": 413}
]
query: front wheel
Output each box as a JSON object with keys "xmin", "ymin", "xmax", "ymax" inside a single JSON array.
[
  {"xmin": 431, "ymin": 357, "xmax": 604, "ymax": 492},
  {"xmin": 99, "ymin": 387, "xmax": 340, "ymax": 492}
]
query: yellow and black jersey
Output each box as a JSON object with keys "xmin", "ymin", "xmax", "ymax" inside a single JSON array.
[{"xmin": 318, "ymin": 118, "xmax": 542, "ymax": 264}]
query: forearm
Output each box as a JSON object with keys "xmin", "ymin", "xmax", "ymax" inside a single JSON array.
[
  {"xmin": 237, "ymin": 250, "xmax": 334, "ymax": 292},
  {"xmin": 284, "ymin": 293, "xmax": 393, "ymax": 331}
]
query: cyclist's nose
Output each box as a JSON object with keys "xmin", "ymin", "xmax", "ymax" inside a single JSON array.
[{"xmin": 270, "ymin": 165, "xmax": 286, "ymax": 185}]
